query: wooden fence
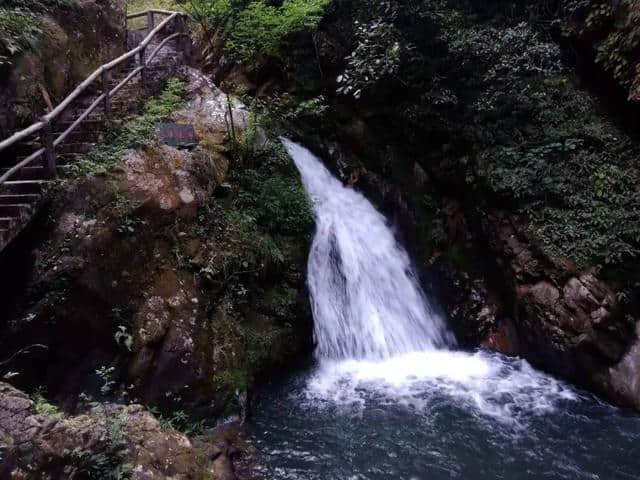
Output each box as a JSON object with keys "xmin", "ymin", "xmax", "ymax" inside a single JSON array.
[{"xmin": 0, "ymin": 9, "xmax": 190, "ymax": 185}]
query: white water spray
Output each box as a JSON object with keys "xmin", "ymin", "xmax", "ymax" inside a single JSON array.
[
  {"xmin": 282, "ymin": 139, "xmax": 578, "ymax": 422},
  {"xmin": 281, "ymin": 138, "xmax": 454, "ymax": 359}
]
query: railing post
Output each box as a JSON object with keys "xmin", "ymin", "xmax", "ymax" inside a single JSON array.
[
  {"xmin": 41, "ymin": 119, "xmax": 56, "ymax": 179},
  {"xmin": 139, "ymin": 46, "xmax": 147, "ymax": 87},
  {"xmin": 178, "ymin": 15, "xmax": 192, "ymax": 66},
  {"xmin": 180, "ymin": 16, "xmax": 188, "ymax": 63},
  {"xmin": 102, "ymin": 68, "xmax": 111, "ymax": 118},
  {"xmin": 147, "ymin": 11, "xmax": 154, "ymax": 35}
]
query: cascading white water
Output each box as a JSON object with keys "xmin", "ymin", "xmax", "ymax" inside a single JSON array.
[
  {"xmin": 250, "ymin": 140, "xmax": 638, "ymax": 480},
  {"xmin": 281, "ymin": 138, "xmax": 455, "ymax": 359},
  {"xmin": 282, "ymin": 139, "xmax": 577, "ymax": 423}
]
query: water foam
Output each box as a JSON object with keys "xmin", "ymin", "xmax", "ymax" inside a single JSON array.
[{"xmin": 302, "ymin": 351, "xmax": 578, "ymax": 423}]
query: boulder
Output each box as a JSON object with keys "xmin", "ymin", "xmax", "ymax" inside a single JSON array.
[{"xmin": 0, "ymin": 381, "xmax": 249, "ymax": 479}]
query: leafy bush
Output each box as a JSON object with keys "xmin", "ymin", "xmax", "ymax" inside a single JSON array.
[
  {"xmin": 154, "ymin": 409, "xmax": 206, "ymax": 436},
  {"xmin": 33, "ymin": 389, "xmax": 61, "ymax": 417},
  {"xmin": 335, "ymin": 0, "xmax": 447, "ymax": 99},
  {"xmin": 440, "ymin": 3, "xmax": 640, "ymax": 278},
  {"xmin": 0, "ymin": 0, "xmax": 80, "ymax": 67},
  {"xmin": 186, "ymin": 0, "xmax": 330, "ymax": 63},
  {"xmin": 337, "ymin": 18, "xmax": 402, "ymax": 99},
  {"xmin": 234, "ymin": 166, "xmax": 313, "ymax": 235},
  {"xmin": 0, "ymin": 8, "xmax": 41, "ymax": 67},
  {"xmin": 232, "ymin": 148, "xmax": 313, "ymax": 236},
  {"xmin": 63, "ymin": 407, "xmax": 132, "ymax": 480}
]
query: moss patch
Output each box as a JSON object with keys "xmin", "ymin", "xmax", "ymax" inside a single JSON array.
[{"xmin": 68, "ymin": 78, "xmax": 186, "ymax": 178}]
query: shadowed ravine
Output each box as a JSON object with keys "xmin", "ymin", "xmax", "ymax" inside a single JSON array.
[{"xmin": 248, "ymin": 141, "xmax": 640, "ymax": 479}]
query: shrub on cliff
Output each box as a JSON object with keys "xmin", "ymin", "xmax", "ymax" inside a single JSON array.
[
  {"xmin": 186, "ymin": 0, "xmax": 330, "ymax": 64},
  {"xmin": 0, "ymin": 0, "xmax": 79, "ymax": 68}
]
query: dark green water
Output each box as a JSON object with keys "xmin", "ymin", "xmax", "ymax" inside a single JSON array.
[{"xmin": 249, "ymin": 351, "xmax": 640, "ymax": 480}]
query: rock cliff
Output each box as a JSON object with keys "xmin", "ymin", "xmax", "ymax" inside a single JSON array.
[
  {"xmin": 0, "ymin": 68, "xmax": 312, "ymax": 438},
  {"xmin": 211, "ymin": 0, "xmax": 640, "ymax": 409},
  {"xmin": 0, "ymin": 0, "xmax": 127, "ymax": 137}
]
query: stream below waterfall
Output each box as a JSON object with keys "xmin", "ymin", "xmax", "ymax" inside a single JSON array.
[{"xmin": 248, "ymin": 141, "xmax": 640, "ymax": 480}]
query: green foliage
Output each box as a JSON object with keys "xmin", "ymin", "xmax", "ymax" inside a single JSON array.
[
  {"xmin": 178, "ymin": 102, "xmax": 312, "ymax": 405},
  {"xmin": 0, "ymin": 0, "xmax": 80, "ymax": 66},
  {"xmin": 214, "ymin": 365, "xmax": 252, "ymax": 393},
  {"xmin": 153, "ymin": 409, "xmax": 206, "ymax": 436},
  {"xmin": 225, "ymin": 100, "xmax": 260, "ymax": 165},
  {"xmin": 96, "ymin": 366, "xmax": 117, "ymax": 396},
  {"xmin": 337, "ymin": 18, "xmax": 402, "ymax": 99},
  {"xmin": 222, "ymin": 103, "xmax": 313, "ymax": 236},
  {"xmin": 234, "ymin": 165, "xmax": 313, "ymax": 236},
  {"xmin": 211, "ymin": 308, "xmax": 294, "ymax": 399},
  {"xmin": 446, "ymin": 22, "xmax": 563, "ymax": 86},
  {"xmin": 70, "ymin": 78, "xmax": 186, "ymax": 177},
  {"xmin": 561, "ymin": 1, "xmax": 640, "ymax": 98},
  {"xmin": 186, "ymin": 0, "xmax": 329, "ymax": 63},
  {"xmin": 484, "ymin": 134, "xmax": 640, "ymax": 268},
  {"xmin": 256, "ymin": 176, "xmax": 314, "ymax": 235},
  {"xmin": 336, "ymin": 0, "xmax": 446, "ymax": 99},
  {"xmin": 220, "ymin": 208, "xmax": 286, "ymax": 271},
  {"xmin": 332, "ymin": 0, "xmax": 640, "ymax": 280},
  {"xmin": 447, "ymin": 17, "xmax": 640, "ymax": 272},
  {"xmin": 227, "ymin": 0, "xmax": 330, "ymax": 61},
  {"xmin": 33, "ymin": 389, "xmax": 61, "ymax": 417},
  {"xmin": 287, "ymin": 95, "xmax": 329, "ymax": 119},
  {"xmin": 0, "ymin": 8, "xmax": 41, "ymax": 67},
  {"xmin": 271, "ymin": 0, "xmax": 640, "ymax": 299},
  {"xmin": 63, "ymin": 407, "xmax": 132, "ymax": 480}
]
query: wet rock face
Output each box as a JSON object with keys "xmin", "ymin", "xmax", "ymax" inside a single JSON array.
[
  {"xmin": 480, "ymin": 211, "xmax": 638, "ymax": 402},
  {"xmin": 429, "ymin": 261, "xmax": 515, "ymax": 353},
  {"xmin": 609, "ymin": 322, "xmax": 640, "ymax": 410},
  {"xmin": 0, "ymin": 381, "xmax": 249, "ymax": 479},
  {"xmin": 0, "ymin": 68, "xmax": 312, "ymax": 416},
  {"xmin": 0, "ymin": 0, "xmax": 127, "ymax": 136}
]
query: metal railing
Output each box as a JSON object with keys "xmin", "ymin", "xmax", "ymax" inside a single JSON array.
[{"xmin": 0, "ymin": 9, "xmax": 190, "ymax": 185}]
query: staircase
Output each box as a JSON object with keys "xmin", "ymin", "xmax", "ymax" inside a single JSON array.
[{"xmin": 0, "ymin": 9, "xmax": 191, "ymax": 253}]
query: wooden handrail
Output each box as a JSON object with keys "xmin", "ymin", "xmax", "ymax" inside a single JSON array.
[
  {"xmin": 146, "ymin": 32, "xmax": 189, "ymax": 64},
  {"xmin": 110, "ymin": 66, "xmax": 145, "ymax": 98},
  {"xmin": 0, "ymin": 122, "xmax": 44, "ymax": 152},
  {"xmin": 127, "ymin": 9, "xmax": 178, "ymax": 19},
  {"xmin": 54, "ymin": 94, "xmax": 106, "ymax": 147},
  {"xmin": 0, "ymin": 148, "xmax": 45, "ymax": 185},
  {"xmin": 0, "ymin": 9, "xmax": 189, "ymax": 188},
  {"xmin": 43, "ymin": 67, "xmax": 106, "ymax": 123},
  {"xmin": 0, "ymin": 10, "xmax": 184, "ymax": 153},
  {"xmin": 44, "ymin": 13, "xmax": 179, "ymax": 123},
  {"xmin": 139, "ymin": 13, "xmax": 179, "ymax": 49}
]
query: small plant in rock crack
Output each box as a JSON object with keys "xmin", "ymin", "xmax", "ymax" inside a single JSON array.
[
  {"xmin": 62, "ymin": 402, "xmax": 133, "ymax": 480},
  {"xmin": 151, "ymin": 408, "xmax": 207, "ymax": 436},
  {"xmin": 114, "ymin": 326, "xmax": 133, "ymax": 352},
  {"xmin": 60, "ymin": 367, "xmax": 134, "ymax": 479},
  {"xmin": 33, "ymin": 388, "xmax": 62, "ymax": 417},
  {"xmin": 116, "ymin": 217, "xmax": 147, "ymax": 235},
  {"xmin": 96, "ymin": 366, "xmax": 117, "ymax": 396}
]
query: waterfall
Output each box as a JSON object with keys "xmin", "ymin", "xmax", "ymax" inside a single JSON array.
[
  {"xmin": 282, "ymin": 139, "xmax": 577, "ymax": 424},
  {"xmin": 282, "ymin": 138, "xmax": 455, "ymax": 360}
]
